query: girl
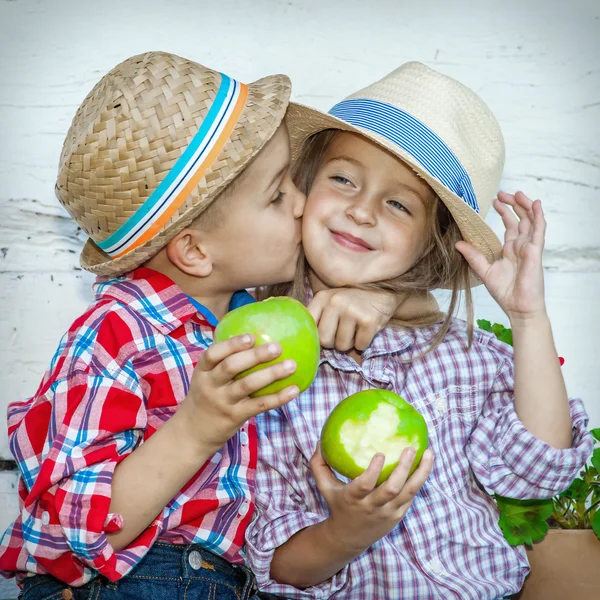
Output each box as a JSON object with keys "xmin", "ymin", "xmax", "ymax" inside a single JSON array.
[{"xmin": 246, "ymin": 62, "xmax": 593, "ymax": 599}]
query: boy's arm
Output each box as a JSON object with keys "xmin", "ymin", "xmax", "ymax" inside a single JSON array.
[
  {"xmin": 107, "ymin": 334, "xmax": 299, "ymax": 551},
  {"xmin": 9, "ymin": 335, "xmax": 298, "ymax": 585},
  {"xmin": 105, "ymin": 402, "xmax": 219, "ymax": 551},
  {"xmin": 8, "ymin": 372, "xmax": 152, "ymax": 583}
]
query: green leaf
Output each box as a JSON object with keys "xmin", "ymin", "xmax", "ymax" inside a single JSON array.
[
  {"xmin": 477, "ymin": 319, "xmax": 492, "ymax": 332},
  {"xmin": 498, "ymin": 328, "xmax": 513, "ymax": 346},
  {"xmin": 590, "ymin": 428, "xmax": 600, "ymax": 442},
  {"xmin": 495, "ymin": 496, "xmax": 553, "ymax": 545},
  {"xmin": 592, "ymin": 510, "xmax": 600, "ymax": 541},
  {"xmin": 560, "ymin": 478, "xmax": 588, "ymax": 501},
  {"xmin": 491, "ymin": 323, "xmax": 507, "ymax": 337},
  {"xmin": 593, "ymin": 448, "xmax": 600, "ymax": 473}
]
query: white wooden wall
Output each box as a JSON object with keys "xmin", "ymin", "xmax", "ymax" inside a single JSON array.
[{"xmin": 1, "ymin": 0, "xmax": 599, "ymax": 568}]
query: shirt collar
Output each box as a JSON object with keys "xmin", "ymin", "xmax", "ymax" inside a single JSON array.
[
  {"xmin": 186, "ymin": 289, "xmax": 255, "ymax": 327},
  {"xmin": 93, "ymin": 268, "xmax": 254, "ymax": 335}
]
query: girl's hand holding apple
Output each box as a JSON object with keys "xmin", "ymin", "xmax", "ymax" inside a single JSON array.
[{"xmin": 310, "ymin": 441, "xmax": 434, "ymax": 555}]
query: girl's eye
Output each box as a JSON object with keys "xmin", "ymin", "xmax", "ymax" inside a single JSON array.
[
  {"xmin": 388, "ymin": 199, "xmax": 411, "ymax": 215},
  {"xmin": 331, "ymin": 175, "xmax": 353, "ymax": 186},
  {"xmin": 271, "ymin": 192, "xmax": 285, "ymax": 205}
]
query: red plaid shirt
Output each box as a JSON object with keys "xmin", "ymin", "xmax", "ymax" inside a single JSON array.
[
  {"xmin": 246, "ymin": 318, "xmax": 593, "ymax": 599},
  {"xmin": 0, "ymin": 268, "xmax": 257, "ymax": 586}
]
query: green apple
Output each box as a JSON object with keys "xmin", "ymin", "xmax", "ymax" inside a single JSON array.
[
  {"xmin": 214, "ymin": 296, "xmax": 320, "ymax": 398},
  {"xmin": 321, "ymin": 389, "xmax": 428, "ymax": 485}
]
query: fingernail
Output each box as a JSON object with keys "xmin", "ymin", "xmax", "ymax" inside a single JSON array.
[
  {"xmin": 283, "ymin": 359, "xmax": 296, "ymax": 371},
  {"xmin": 288, "ymin": 386, "xmax": 299, "ymax": 396},
  {"xmin": 242, "ymin": 335, "xmax": 252, "ymax": 344},
  {"xmin": 268, "ymin": 343, "xmax": 279, "ymax": 354},
  {"xmin": 407, "ymin": 447, "xmax": 416, "ymax": 459}
]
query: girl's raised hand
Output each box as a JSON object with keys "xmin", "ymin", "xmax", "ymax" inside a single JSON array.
[{"xmin": 456, "ymin": 191, "xmax": 547, "ymax": 322}]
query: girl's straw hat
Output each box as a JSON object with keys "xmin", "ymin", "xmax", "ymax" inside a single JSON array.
[
  {"xmin": 56, "ymin": 51, "xmax": 290, "ymax": 276},
  {"xmin": 286, "ymin": 62, "xmax": 504, "ymax": 265}
]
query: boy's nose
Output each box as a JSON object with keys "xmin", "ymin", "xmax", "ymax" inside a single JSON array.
[{"xmin": 293, "ymin": 186, "xmax": 306, "ymax": 219}]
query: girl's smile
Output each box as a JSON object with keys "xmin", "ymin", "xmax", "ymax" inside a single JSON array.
[{"xmin": 329, "ymin": 229, "xmax": 375, "ymax": 252}]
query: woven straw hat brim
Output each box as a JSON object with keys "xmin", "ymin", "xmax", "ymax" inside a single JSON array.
[
  {"xmin": 74, "ymin": 73, "xmax": 290, "ymax": 277},
  {"xmin": 286, "ymin": 102, "xmax": 503, "ymax": 275}
]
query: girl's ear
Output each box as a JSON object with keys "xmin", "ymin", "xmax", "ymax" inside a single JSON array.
[{"xmin": 165, "ymin": 228, "xmax": 213, "ymax": 277}]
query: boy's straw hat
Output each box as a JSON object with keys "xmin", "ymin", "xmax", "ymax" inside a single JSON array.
[
  {"xmin": 56, "ymin": 51, "xmax": 290, "ymax": 276},
  {"xmin": 286, "ymin": 62, "xmax": 504, "ymax": 266}
]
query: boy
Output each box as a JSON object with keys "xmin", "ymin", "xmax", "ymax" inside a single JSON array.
[{"xmin": 0, "ymin": 50, "xmax": 308, "ymax": 600}]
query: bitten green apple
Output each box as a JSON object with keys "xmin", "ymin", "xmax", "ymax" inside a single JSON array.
[
  {"xmin": 321, "ymin": 389, "xmax": 428, "ymax": 485},
  {"xmin": 214, "ymin": 296, "xmax": 320, "ymax": 398}
]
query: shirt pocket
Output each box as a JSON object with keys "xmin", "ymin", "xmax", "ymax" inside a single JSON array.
[{"xmin": 415, "ymin": 385, "xmax": 479, "ymax": 495}]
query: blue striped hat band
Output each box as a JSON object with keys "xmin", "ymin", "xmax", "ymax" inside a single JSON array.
[{"xmin": 328, "ymin": 99, "xmax": 480, "ymax": 214}]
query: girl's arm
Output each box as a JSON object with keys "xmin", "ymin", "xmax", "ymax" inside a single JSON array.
[
  {"xmin": 457, "ymin": 191, "xmax": 571, "ymax": 449},
  {"xmin": 511, "ymin": 312, "xmax": 571, "ymax": 448},
  {"xmin": 270, "ymin": 445, "xmax": 433, "ymax": 589},
  {"xmin": 308, "ymin": 289, "xmax": 440, "ymax": 351}
]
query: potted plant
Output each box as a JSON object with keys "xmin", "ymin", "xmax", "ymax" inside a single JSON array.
[{"xmin": 478, "ymin": 320, "xmax": 600, "ymax": 600}]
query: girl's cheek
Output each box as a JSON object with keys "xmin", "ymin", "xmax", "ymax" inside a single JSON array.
[{"xmin": 307, "ymin": 193, "xmax": 334, "ymax": 221}]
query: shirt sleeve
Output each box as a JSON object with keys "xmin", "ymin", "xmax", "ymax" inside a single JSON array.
[
  {"xmin": 244, "ymin": 409, "xmax": 350, "ymax": 599},
  {"xmin": 465, "ymin": 350, "xmax": 594, "ymax": 499},
  {"xmin": 10, "ymin": 369, "xmax": 159, "ymax": 585}
]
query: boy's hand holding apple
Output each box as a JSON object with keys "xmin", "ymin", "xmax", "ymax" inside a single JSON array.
[{"xmin": 181, "ymin": 297, "xmax": 321, "ymax": 452}]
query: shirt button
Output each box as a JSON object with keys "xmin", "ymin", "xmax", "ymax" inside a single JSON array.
[
  {"xmin": 238, "ymin": 501, "xmax": 249, "ymax": 517},
  {"xmin": 430, "ymin": 557, "xmax": 444, "ymax": 574},
  {"xmin": 435, "ymin": 397, "xmax": 447, "ymax": 414},
  {"xmin": 41, "ymin": 511, "xmax": 50, "ymax": 526},
  {"xmin": 240, "ymin": 431, "xmax": 249, "ymax": 445},
  {"xmin": 188, "ymin": 550, "xmax": 202, "ymax": 570},
  {"xmin": 61, "ymin": 590, "xmax": 74, "ymax": 600}
]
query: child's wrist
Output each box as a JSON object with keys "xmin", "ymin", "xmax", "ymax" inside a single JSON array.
[
  {"xmin": 508, "ymin": 310, "xmax": 550, "ymax": 331},
  {"xmin": 173, "ymin": 401, "xmax": 224, "ymax": 457},
  {"xmin": 324, "ymin": 517, "xmax": 370, "ymax": 558}
]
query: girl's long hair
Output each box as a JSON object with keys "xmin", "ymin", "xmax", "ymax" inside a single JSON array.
[{"xmin": 261, "ymin": 129, "xmax": 475, "ymax": 356}]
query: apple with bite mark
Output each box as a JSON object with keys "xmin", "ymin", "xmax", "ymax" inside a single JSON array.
[
  {"xmin": 321, "ymin": 389, "xmax": 428, "ymax": 485},
  {"xmin": 214, "ymin": 296, "xmax": 320, "ymax": 397}
]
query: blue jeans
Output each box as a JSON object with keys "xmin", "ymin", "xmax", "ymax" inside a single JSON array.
[{"xmin": 19, "ymin": 542, "xmax": 267, "ymax": 600}]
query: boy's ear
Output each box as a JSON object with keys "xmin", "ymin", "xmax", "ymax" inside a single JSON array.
[{"xmin": 165, "ymin": 228, "xmax": 213, "ymax": 277}]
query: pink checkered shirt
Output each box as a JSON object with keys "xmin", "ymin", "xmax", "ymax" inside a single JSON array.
[{"xmin": 246, "ymin": 319, "xmax": 592, "ymax": 599}]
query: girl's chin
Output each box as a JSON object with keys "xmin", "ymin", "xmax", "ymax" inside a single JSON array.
[{"xmin": 312, "ymin": 270, "xmax": 360, "ymax": 290}]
